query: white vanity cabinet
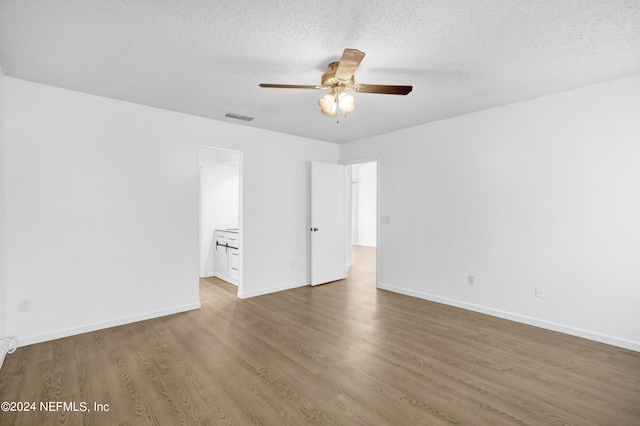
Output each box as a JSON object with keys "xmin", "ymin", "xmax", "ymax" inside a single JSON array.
[{"xmin": 214, "ymin": 229, "xmax": 239, "ymax": 285}]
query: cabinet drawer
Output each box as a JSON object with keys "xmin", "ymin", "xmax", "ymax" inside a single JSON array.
[{"xmin": 215, "ymin": 230, "xmax": 239, "ymax": 250}]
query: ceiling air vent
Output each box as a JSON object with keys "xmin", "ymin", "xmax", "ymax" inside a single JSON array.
[{"xmin": 224, "ymin": 112, "xmax": 255, "ymax": 122}]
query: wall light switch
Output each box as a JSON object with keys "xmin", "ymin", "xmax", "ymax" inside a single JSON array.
[
  {"xmin": 380, "ymin": 215, "xmax": 390, "ymax": 224},
  {"xmin": 535, "ymin": 286, "xmax": 545, "ymax": 298}
]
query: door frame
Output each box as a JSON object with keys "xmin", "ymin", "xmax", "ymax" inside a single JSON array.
[
  {"xmin": 343, "ymin": 156, "xmax": 380, "ymax": 288},
  {"xmin": 198, "ymin": 146, "xmax": 243, "ymax": 297}
]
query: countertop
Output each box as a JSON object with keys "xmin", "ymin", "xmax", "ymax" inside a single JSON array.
[{"xmin": 215, "ymin": 228, "xmax": 239, "ymax": 234}]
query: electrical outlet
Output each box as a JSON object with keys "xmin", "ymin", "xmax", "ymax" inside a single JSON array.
[
  {"xmin": 535, "ymin": 286, "xmax": 545, "ymax": 298},
  {"xmin": 467, "ymin": 275, "xmax": 475, "ymax": 286},
  {"xmin": 18, "ymin": 298, "xmax": 31, "ymax": 312}
]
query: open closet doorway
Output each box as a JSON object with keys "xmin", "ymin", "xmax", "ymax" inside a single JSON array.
[
  {"xmin": 199, "ymin": 147, "xmax": 242, "ymax": 296},
  {"xmin": 346, "ymin": 160, "xmax": 378, "ymax": 285}
]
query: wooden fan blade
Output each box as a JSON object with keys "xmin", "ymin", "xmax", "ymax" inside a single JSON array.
[
  {"xmin": 335, "ymin": 49, "xmax": 366, "ymax": 81},
  {"xmin": 259, "ymin": 84, "xmax": 322, "ymax": 89},
  {"xmin": 354, "ymin": 84, "xmax": 413, "ymax": 95}
]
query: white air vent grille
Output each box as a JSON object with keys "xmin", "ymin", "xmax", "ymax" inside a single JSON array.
[{"xmin": 225, "ymin": 112, "xmax": 255, "ymax": 122}]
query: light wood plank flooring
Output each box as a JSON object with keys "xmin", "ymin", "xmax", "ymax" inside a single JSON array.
[{"xmin": 1, "ymin": 246, "xmax": 639, "ymax": 425}]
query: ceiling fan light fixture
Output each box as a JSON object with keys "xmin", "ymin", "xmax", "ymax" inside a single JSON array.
[
  {"xmin": 318, "ymin": 93, "xmax": 337, "ymax": 117},
  {"xmin": 337, "ymin": 92, "xmax": 356, "ymax": 116}
]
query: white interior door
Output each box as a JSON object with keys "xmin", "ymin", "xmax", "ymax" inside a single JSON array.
[{"xmin": 311, "ymin": 161, "xmax": 346, "ymax": 285}]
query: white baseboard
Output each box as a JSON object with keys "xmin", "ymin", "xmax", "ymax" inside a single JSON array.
[
  {"xmin": 213, "ymin": 272, "xmax": 238, "ymax": 286},
  {"xmin": 15, "ymin": 302, "xmax": 201, "ymax": 347},
  {"xmin": 378, "ymin": 282, "xmax": 640, "ymax": 353},
  {"xmin": 238, "ymin": 280, "xmax": 309, "ymax": 299}
]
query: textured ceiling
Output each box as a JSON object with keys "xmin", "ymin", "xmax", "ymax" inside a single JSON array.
[{"xmin": 1, "ymin": 0, "xmax": 639, "ymax": 143}]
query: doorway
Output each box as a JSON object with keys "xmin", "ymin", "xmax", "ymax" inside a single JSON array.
[
  {"xmin": 346, "ymin": 160, "xmax": 378, "ymax": 284},
  {"xmin": 198, "ymin": 147, "xmax": 242, "ymax": 294}
]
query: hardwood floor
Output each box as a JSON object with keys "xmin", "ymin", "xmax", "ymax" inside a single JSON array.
[{"xmin": 1, "ymin": 245, "xmax": 639, "ymax": 425}]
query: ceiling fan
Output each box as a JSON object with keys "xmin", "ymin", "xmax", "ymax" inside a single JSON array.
[{"xmin": 259, "ymin": 48, "xmax": 412, "ymax": 118}]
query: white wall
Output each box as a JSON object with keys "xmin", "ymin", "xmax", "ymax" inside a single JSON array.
[
  {"xmin": 199, "ymin": 148, "xmax": 239, "ymax": 277},
  {"xmin": 341, "ymin": 75, "xmax": 640, "ymax": 351},
  {"xmin": 0, "ymin": 66, "xmax": 6, "ymax": 343},
  {"xmin": 4, "ymin": 77, "xmax": 339, "ymax": 346}
]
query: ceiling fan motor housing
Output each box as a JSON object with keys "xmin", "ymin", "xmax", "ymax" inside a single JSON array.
[{"xmin": 321, "ymin": 62, "xmax": 355, "ymax": 88}]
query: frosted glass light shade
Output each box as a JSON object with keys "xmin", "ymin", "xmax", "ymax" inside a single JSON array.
[
  {"xmin": 337, "ymin": 92, "xmax": 356, "ymax": 116},
  {"xmin": 318, "ymin": 93, "xmax": 337, "ymax": 117}
]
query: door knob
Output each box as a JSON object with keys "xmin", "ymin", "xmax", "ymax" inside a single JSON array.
[{"xmin": 311, "ymin": 227, "xmax": 319, "ymax": 232}]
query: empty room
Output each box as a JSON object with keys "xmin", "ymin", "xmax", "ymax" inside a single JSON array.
[{"xmin": 1, "ymin": 1, "xmax": 639, "ymax": 425}]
